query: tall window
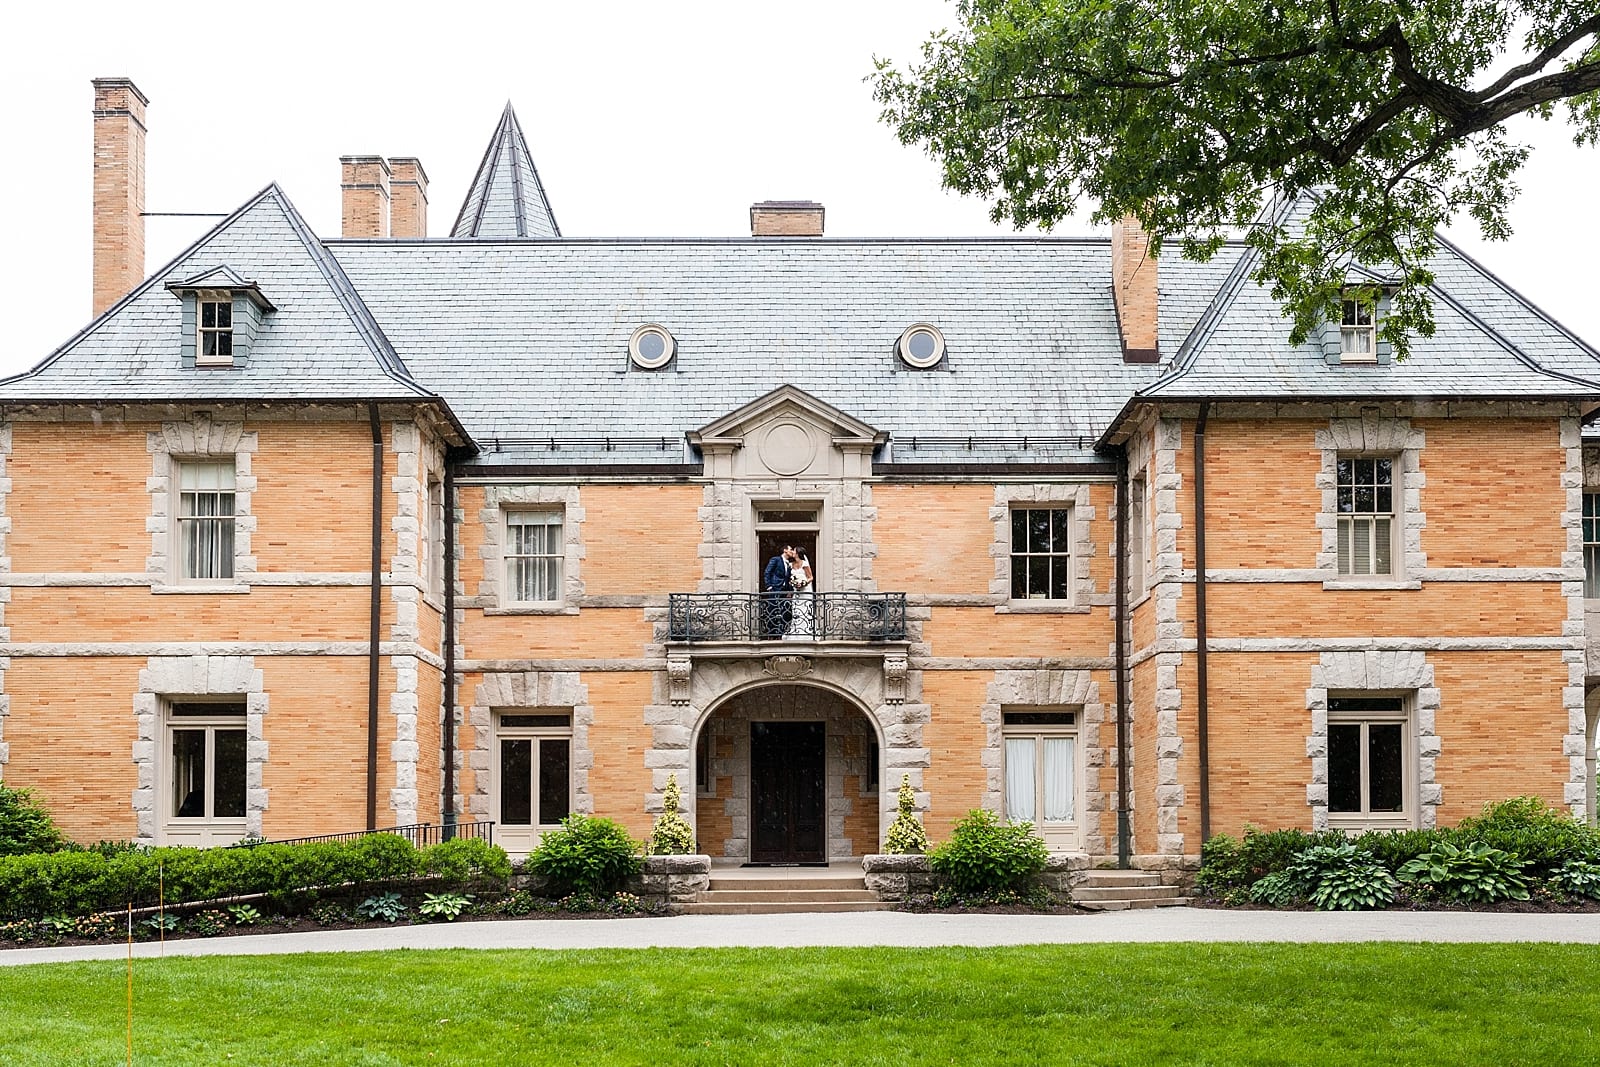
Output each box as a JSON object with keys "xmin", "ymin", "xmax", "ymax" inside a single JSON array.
[
  {"xmin": 505, "ymin": 511, "xmax": 562, "ymax": 603},
  {"xmin": 167, "ymin": 702, "xmax": 246, "ymax": 829},
  {"xmin": 1327, "ymin": 697, "xmax": 1412, "ymax": 828},
  {"xmin": 496, "ymin": 714, "xmax": 572, "ymax": 830},
  {"xmin": 1340, "ymin": 298, "xmax": 1376, "ymax": 361},
  {"xmin": 1585, "ymin": 493, "xmax": 1600, "ymax": 599},
  {"xmin": 1010, "ymin": 507, "xmax": 1072, "ymax": 601},
  {"xmin": 1002, "ymin": 710, "xmax": 1077, "ymax": 847},
  {"xmin": 198, "ymin": 297, "xmax": 234, "ymax": 364},
  {"xmin": 178, "ymin": 462, "xmax": 236, "ymax": 580},
  {"xmin": 1336, "ymin": 456, "xmax": 1393, "ymax": 577},
  {"xmin": 696, "ymin": 729, "xmax": 714, "ymax": 797}
]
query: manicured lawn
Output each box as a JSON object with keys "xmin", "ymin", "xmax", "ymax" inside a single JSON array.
[{"xmin": 2, "ymin": 943, "xmax": 1596, "ymax": 1065}]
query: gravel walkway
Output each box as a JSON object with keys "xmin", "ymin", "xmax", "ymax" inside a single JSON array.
[{"xmin": 5, "ymin": 907, "xmax": 1600, "ymax": 966}]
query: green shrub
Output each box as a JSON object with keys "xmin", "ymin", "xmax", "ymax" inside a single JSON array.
[
  {"xmin": 0, "ymin": 784, "xmax": 67, "ymax": 857},
  {"xmin": 419, "ymin": 837, "xmax": 512, "ymax": 885},
  {"xmin": 226, "ymin": 904, "xmax": 261, "ymax": 926},
  {"xmin": 1286, "ymin": 843, "xmax": 1396, "ymax": 911},
  {"xmin": 1453, "ymin": 797, "xmax": 1600, "ymax": 876},
  {"xmin": 1548, "ymin": 858, "xmax": 1600, "ymax": 900},
  {"xmin": 189, "ymin": 910, "xmax": 229, "ymax": 937},
  {"xmin": 1247, "ymin": 871, "xmax": 1303, "ymax": 907},
  {"xmin": 883, "ymin": 775, "xmax": 929, "ymax": 855},
  {"xmin": 927, "ymin": 809, "xmax": 1049, "ymax": 894},
  {"xmin": 526, "ymin": 814, "xmax": 643, "ymax": 896},
  {"xmin": 1195, "ymin": 832, "xmax": 1247, "ymax": 894},
  {"xmin": 647, "ymin": 775, "xmax": 697, "ymax": 856},
  {"xmin": 310, "ymin": 902, "xmax": 349, "ymax": 926},
  {"xmin": 1398, "ymin": 841, "xmax": 1531, "ymax": 904},
  {"xmin": 1351, "ymin": 828, "xmax": 1448, "ymax": 871}
]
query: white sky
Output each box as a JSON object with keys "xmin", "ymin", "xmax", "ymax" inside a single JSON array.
[{"xmin": 2, "ymin": 0, "xmax": 1595, "ymax": 375}]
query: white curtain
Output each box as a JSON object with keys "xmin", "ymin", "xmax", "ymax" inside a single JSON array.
[
  {"xmin": 1043, "ymin": 738, "xmax": 1075, "ymax": 822},
  {"xmin": 1005, "ymin": 738, "xmax": 1036, "ymax": 822}
]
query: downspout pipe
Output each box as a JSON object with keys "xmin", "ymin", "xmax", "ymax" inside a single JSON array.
[
  {"xmin": 367, "ymin": 404, "xmax": 384, "ymax": 832},
  {"xmin": 441, "ymin": 458, "xmax": 459, "ymax": 837},
  {"xmin": 1114, "ymin": 446, "xmax": 1132, "ymax": 868},
  {"xmin": 1193, "ymin": 403, "xmax": 1212, "ymax": 845}
]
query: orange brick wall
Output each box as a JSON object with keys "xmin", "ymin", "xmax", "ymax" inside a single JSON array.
[
  {"xmin": 259, "ymin": 657, "xmax": 375, "ymax": 838},
  {"xmin": 924, "ymin": 607, "xmax": 1111, "ymax": 658},
  {"xmin": 583, "ymin": 671, "xmax": 654, "ymax": 837},
  {"xmin": 3, "ymin": 658, "xmax": 142, "ymax": 842},
  {"xmin": 1129, "ymin": 657, "xmax": 1158, "ymax": 851},
  {"xmin": 9, "ymin": 423, "xmax": 156, "ymax": 572},
  {"xmin": 464, "ymin": 608, "xmax": 655, "ymax": 661},
  {"xmin": 1205, "ymin": 582, "xmax": 1563, "ymax": 640},
  {"xmin": 580, "ymin": 484, "xmax": 703, "ymax": 595},
  {"xmin": 1203, "ymin": 420, "xmax": 1323, "ymax": 569},
  {"xmin": 1205, "ymin": 652, "xmax": 1321, "ymax": 834},
  {"xmin": 252, "ymin": 423, "xmax": 381, "ymax": 572},
  {"xmin": 920, "ymin": 670, "xmax": 989, "ymax": 839},
  {"xmin": 1431, "ymin": 652, "xmax": 1567, "ymax": 821},
  {"xmin": 873, "ymin": 484, "xmax": 997, "ymax": 594},
  {"xmin": 1418, "ymin": 419, "xmax": 1565, "ymax": 568},
  {"xmin": 415, "ymin": 664, "xmax": 443, "ymax": 825},
  {"xmin": 7, "ymin": 586, "xmax": 374, "ymax": 643}
]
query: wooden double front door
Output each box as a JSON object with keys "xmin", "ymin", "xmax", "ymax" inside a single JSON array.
[{"xmin": 750, "ymin": 721, "xmax": 826, "ymax": 863}]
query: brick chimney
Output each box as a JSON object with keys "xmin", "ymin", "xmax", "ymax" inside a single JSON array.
[
  {"xmin": 388, "ymin": 158, "xmax": 428, "ymax": 238},
  {"xmin": 1111, "ymin": 215, "xmax": 1159, "ymax": 363},
  {"xmin": 750, "ymin": 201, "xmax": 824, "ymax": 237},
  {"xmin": 340, "ymin": 156, "xmax": 391, "ymax": 238},
  {"xmin": 91, "ymin": 77, "xmax": 149, "ymax": 317}
]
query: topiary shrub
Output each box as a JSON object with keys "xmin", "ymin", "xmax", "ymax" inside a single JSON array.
[
  {"xmin": 927, "ymin": 809, "xmax": 1048, "ymax": 895},
  {"xmin": 647, "ymin": 775, "xmax": 697, "ymax": 856},
  {"xmin": 526, "ymin": 814, "xmax": 643, "ymax": 896},
  {"xmin": 883, "ymin": 775, "xmax": 929, "ymax": 855},
  {"xmin": 1398, "ymin": 841, "xmax": 1531, "ymax": 904},
  {"xmin": 0, "ymin": 784, "xmax": 67, "ymax": 857}
]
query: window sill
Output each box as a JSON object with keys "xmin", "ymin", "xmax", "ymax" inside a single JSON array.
[
  {"xmin": 1328, "ymin": 816, "xmax": 1416, "ymax": 833},
  {"xmin": 153, "ymin": 583, "xmax": 251, "ymax": 595},
  {"xmin": 1321, "ymin": 579, "xmax": 1421, "ymax": 592},
  {"xmin": 996, "ymin": 601, "xmax": 1090, "ymax": 615},
  {"xmin": 483, "ymin": 603, "xmax": 579, "ymax": 616}
]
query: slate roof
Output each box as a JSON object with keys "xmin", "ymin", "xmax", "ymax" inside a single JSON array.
[
  {"xmin": 0, "ymin": 185, "xmax": 439, "ymax": 406},
  {"xmin": 330, "ymin": 237, "xmax": 1236, "ymax": 465},
  {"xmin": 449, "ymin": 104, "xmax": 561, "ymax": 240}
]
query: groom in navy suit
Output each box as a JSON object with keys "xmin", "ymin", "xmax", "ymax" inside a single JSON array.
[{"xmin": 760, "ymin": 544, "xmax": 795, "ymax": 639}]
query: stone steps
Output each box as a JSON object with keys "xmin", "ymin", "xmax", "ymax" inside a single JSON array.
[
  {"xmin": 1073, "ymin": 868, "xmax": 1189, "ymax": 911},
  {"xmin": 681, "ymin": 869, "xmax": 890, "ymax": 914}
]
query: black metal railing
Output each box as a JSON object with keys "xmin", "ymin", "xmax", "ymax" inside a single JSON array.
[
  {"xmin": 240, "ymin": 821, "xmax": 496, "ymax": 849},
  {"xmin": 668, "ymin": 592, "xmax": 907, "ymax": 643}
]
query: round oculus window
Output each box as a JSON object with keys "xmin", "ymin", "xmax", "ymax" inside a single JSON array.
[
  {"xmin": 897, "ymin": 323, "xmax": 945, "ymax": 368},
  {"xmin": 629, "ymin": 325, "xmax": 676, "ymax": 369}
]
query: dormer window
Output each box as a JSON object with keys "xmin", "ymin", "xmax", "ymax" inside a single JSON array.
[
  {"xmin": 166, "ymin": 267, "xmax": 276, "ymax": 371},
  {"xmin": 198, "ymin": 294, "xmax": 234, "ymax": 366},
  {"xmin": 1341, "ymin": 298, "xmax": 1376, "ymax": 362}
]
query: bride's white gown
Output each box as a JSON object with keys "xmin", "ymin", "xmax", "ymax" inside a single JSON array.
[{"xmin": 786, "ymin": 572, "xmax": 815, "ymax": 639}]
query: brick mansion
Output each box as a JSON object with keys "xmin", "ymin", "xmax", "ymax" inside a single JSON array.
[{"xmin": 1, "ymin": 77, "xmax": 1596, "ymax": 870}]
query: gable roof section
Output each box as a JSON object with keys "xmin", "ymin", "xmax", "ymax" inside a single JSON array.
[
  {"xmin": 690, "ymin": 384, "xmax": 888, "ymax": 447},
  {"xmin": 450, "ymin": 104, "xmax": 561, "ymax": 239},
  {"xmin": 0, "ymin": 184, "xmax": 439, "ymax": 405},
  {"xmin": 1125, "ymin": 232, "xmax": 1600, "ymax": 411}
]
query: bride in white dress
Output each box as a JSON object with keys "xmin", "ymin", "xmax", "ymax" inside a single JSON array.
[{"xmin": 785, "ymin": 550, "xmax": 815, "ymax": 639}]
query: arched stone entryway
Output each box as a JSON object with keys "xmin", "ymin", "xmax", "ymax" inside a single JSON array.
[{"xmin": 694, "ymin": 684, "xmax": 882, "ymax": 861}]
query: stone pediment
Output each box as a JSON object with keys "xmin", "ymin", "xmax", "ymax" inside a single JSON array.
[{"xmin": 688, "ymin": 385, "xmax": 886, "ymax": 480}]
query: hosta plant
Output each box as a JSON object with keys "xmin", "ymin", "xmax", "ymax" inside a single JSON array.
[
  {"xmin": 356, "ymin": 892, "xmax": 408, "ymax": 923},
  {"xmin": 1398, "ymin": 841, "xmax": 1531, "ymax": 904},
  {"xmin": 226, "ymin": 904, "xmax": 261, "ymax": 926},
  {"xmin": 1287, "ymin": 845, "xmax": 1396, "ymax": 911},
  {"xmin": 1548, "ymin": 859, "xmax": 1600, "ymax": 901},
  {"xmin": 418, "ymin": 892, "xmax": 473, "ymax": 921},
  {"xmin": 647, "ymin": 775, "xmax": 697, "ymax": 856},
  {"xmin": 883, "ymin": 775, "xmax": 929, "ymax": 855},
  {"xmin": 1247, "ymin": 871, "xmax": 1303, "ymax": 908}
]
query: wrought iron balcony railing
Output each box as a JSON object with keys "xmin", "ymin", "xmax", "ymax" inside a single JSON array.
[{"xmin": 668, "ymin": 592, "xmax": 907, "ymax": 643}]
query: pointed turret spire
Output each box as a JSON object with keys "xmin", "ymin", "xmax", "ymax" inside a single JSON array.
[{"xmin": 450, "ymin": 103, "xmax": 561, "ymax": 239}]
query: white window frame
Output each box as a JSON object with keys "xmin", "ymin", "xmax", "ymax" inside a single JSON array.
[
  {"xmin": 196, "ymin": 290, "xmax": 235, "ymax": 367},
  {"xmin": 1584, "ymin": 492, "xmax": 1600, "ymax": 600},
  {"xmin": 161, "ymin": 701, "xmax": 249, "ymax": 847},
  {"xmin": 504, "ymin": 510, "xmax": 564, "ymax": 604},
  {"xmin": 1340, "ymin": 297, "xmax": 1377, "ymax": 363},
  {"xmin": 1326, "ymin": 695, "xmax": 1416, "ymax": 831},
  {"xmin": 1335, "ymin": 455, "xmax": 1397, "ymax": 578},
  {"xmin": 1000, "ymin": 709, "xmax": 1081, "ymax": 850},
  {"xmin": 1009, "ymin": 506, "xmax": 1075, "ymax": 603},
  {"xmin": 492, "ymin": 712, "xmax": 574, "ymax": 855},
  {"xmin": 175, "ymin": 460, "xmax": 237, "ymax": 583}
]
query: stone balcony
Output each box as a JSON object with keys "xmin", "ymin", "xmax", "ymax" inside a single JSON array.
[{"xmin": 666, "ymin": 591, "xmax": 908, "ymax": 644}]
